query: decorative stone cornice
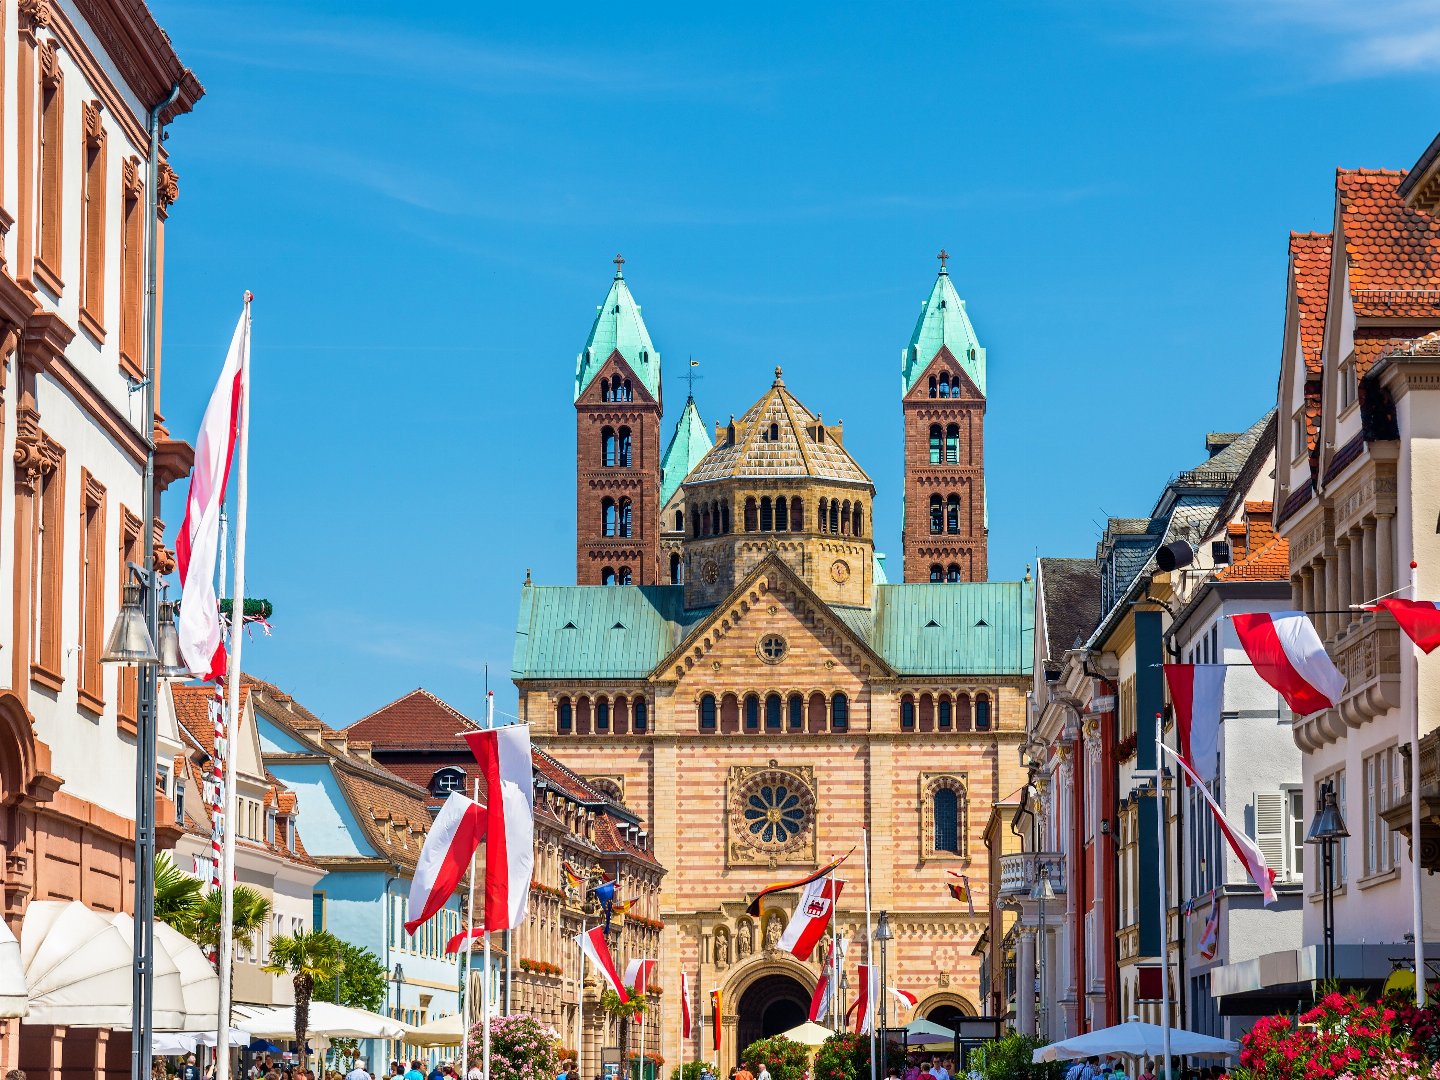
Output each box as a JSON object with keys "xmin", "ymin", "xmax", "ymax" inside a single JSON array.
[
  {"xmin": 83, "ymin": 100, "xmax": 105, "ymax": 148},
  {"xmin": 38, "ymin": 39, "xmax": 61, "ymax": 88},
  {"xmin": 13, "ymin": 408, "xmax": 61, "ymax": 493},
  {"xmin": 122, "ymin": 155, "xmax": 143, "ymax": 199},
  {"xmin": 157, "ymin": 162, "xmax": 178, "ymax": 211},
  {"xmin": 17, "ymin": 0, "xmax": 53, "ymax": 32}
]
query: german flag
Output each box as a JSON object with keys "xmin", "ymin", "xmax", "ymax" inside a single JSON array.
[
  {"xmin": 946, "ymin": 871, "xmax": 975, "ymax": 916},
  {"xmin": 746, "ymin": 848, "xmax": 853, "ymax": 916}
]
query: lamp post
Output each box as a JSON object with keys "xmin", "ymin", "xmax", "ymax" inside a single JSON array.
[
  {"xmin": 839, "ymin": 969, "xmax": 849, "ymax": 1028},
  {"xmin": 394, "ymin": 962, "xmax": 407, "ymax": 1060},
  {"xmin": 1305, "ymin": 782, "xmax": 1349, "ymax": 983},
  {"xmin": 1030, "ymin": 866, "xmax": 1056, "ymax": 1042},
  {"xmin": 875, "ymin": 911, "xmax": 893, "ymax": 1044}
]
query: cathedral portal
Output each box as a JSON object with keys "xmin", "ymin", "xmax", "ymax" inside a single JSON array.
[{"xmin": 735, "ymin": 972, "xmax": 812, "ymax": 1057}]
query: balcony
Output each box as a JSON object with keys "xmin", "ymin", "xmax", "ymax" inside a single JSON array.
[
  {"xmin": 1380, "ymin": 727, "xmax": 1440, "ymax": 873},
  {"xmin": 1293, "ymin": 614, "xmax": 1402, "ymax": 751},
  {"xmin": 999, "ymin": 852, "xmax": 1066, "ymax": 898}
]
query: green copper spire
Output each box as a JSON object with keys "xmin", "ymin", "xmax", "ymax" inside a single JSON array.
[
  {"xmin": 660, "ymin": 395, "xmax": 712, "ymax": 506},
  {"xmin": 902, "ymin": 251, "xmax": 985, "ymax": 396},
  {"xmin": 575, "ymin": 254, "xmax": 661, "ymax": 402}
]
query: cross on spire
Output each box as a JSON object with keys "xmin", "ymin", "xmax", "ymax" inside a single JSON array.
[
  {"xmin": 685, "ymin": 357, "xmax": 703, "ymax": 400},
  {"xmin": 613, "ymin": 253, "xmax": 626, "ymax": 277},
  {"xmin": 937, "ymin": 248, "xmax": 950, "ymax": 273}
]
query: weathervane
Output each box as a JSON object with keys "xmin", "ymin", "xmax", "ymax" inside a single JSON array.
[{"xmin": 685, "ymin": 357, "xmax": 703, "ymax": 400}]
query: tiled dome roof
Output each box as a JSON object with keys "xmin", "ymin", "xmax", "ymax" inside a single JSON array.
[{"xmin": 683, "ymin": 368, "xmax": 872, "ymax": 488}]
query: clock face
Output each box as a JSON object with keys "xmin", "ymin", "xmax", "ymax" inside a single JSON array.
[
  {"xmin": 831, "ymin": 559, "xmax": 851, "ymax": 583},
  {"xmin": 702, "ymin": 560, "xmax": 720, "ymax": 584}
]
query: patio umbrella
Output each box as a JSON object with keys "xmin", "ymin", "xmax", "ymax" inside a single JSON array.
[
  {"xmin": 19, "ymin": 901, "xmax": 164, "ymax": 1028},
  {"xmin": 902, "ymin": 1019, "xmax": 960, "ymax": 1044},
  {"xmin": 153, "ymin": 1032, "xmax": 198, "ymax": 1055},
  {"xmin": 154, "ymin": 920, "xmax": 221, "ymax": 1031},
  {"xmin": 192, "ymin": 1028, "xmax": 253, "ymax": 1047},
  {"xmin": 410, "ymin": 1013, "xmax": 465, "ymax": 1047},
  {"xmin": 776, "ymin": 1021, "xmax": 837, "ymax": 1047},
  {"xmin": 1031, "ymin": 1021, "xmax": 1238, "ymax": 1063},
  {"xmin": 238, "ymin": 1001, "xmax": 409, "ymax": 1040},
  {"xmin": 0, "ymin": 916, "xmax": 25, "ymax": 1018},
  {"xmin": 107, "ymin": 912, "xmax": 188, "ymax": 1030}
]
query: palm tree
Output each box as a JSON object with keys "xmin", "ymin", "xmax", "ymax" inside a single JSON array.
[
  {"xmin": 154, "ymin": 853, "xmax": 204, "ymax": 937},
  {"xmin": 264, "ymin": 928, "xmax": 346, "ymax": 1073},
  {"xmin": 191, "ymin": 884, "xmax": 273, "ymax": 959}
]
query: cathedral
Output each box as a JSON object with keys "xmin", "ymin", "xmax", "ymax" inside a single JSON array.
[{"xmin": 515, "ymin": 255, "xmax": 1030, "ymax": 1070}]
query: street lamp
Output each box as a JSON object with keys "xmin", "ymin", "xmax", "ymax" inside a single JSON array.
[
  {"xmin": 1030, "ymin": 867, "xmax": 1056, "ymax": 1040},
  {"xmin": 1305, "ymin": 782, "xmax": 1349, "ymax": 983},
  {"xmin": 839, "ymin": 969, "xmax": 849, "ymax": 1026},
  {"xmin": 875, "ymin": 911, "xmax": 894, "ymax": 1042}
]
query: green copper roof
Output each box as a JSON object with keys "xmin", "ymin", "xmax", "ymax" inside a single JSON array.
[
  {"xmin": 575, "ymin": 268, "xmax": 661, "ymax": 402},
  {"xmin": 902, "ymin": 269, "xmax": 986, "ymax": 396},
  {"xmin": 512, "ymin": 585, "xmax": 698, "ymax": 680},
  {"xmin": 871, "ymin": 581, "xmax": 1032, "ymax": 675},
  {"xmin": 660, "ymin": 397, "xmax": 712, "ymax": 506}
]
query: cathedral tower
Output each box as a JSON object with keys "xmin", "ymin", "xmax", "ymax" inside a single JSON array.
[
  {"xmin": 575, "ymin": 256, "xmax": 663, "ymax": 585},
  {"xmin": 900, "ymin": 252, "xmax": 988, "ymax": 582}
]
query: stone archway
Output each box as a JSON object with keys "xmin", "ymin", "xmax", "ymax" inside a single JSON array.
[
  {"xmin": 735, "ymin": 972, "xmax": 811, "ymax": 1059},
  {"xmin": 916, "ymin": 991, "xmax": 978, "ymax": 1029}
]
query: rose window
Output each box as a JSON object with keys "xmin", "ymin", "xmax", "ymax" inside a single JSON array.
[{"xmin": 743, "ymin": 783, "xmax": 807, "ymax": 845}]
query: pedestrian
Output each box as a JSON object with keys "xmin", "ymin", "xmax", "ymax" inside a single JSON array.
[
  {"xmin": 1139, "ymin": 1061, "xmax": 1155, "ymax": 1080},
  {"xmin": 700, "ymin": 1066, "xmax": 715, "ymax": 1080},
  {"xmin": 885, "ymin": 1066, "xmax": 900, "ymax": 1080},
  {"xmin": 404, "ymin": 1062, "xmax": 426, "ymax": 1080},
  {"xmin": 6, "ymin": 1070, "xmax": 25, "ymax": 1080},
  {"xmin": 757, "ymin": 1063, "xmax": 771, "ymax": 1080},
  {"xmin": 903, "ymin": 1058, "xmax": 921, "ymax": 1080},
  {"xmin": 345, "ymin": 1059, "xmax": 371, "ymax": 1080},
  {"xmin": 468, "ymin": 1065, "xmax": 483, "ymax": 1080},
  {"xmin": 932, "ymin": 1059, "xmax": 950, "ymax": 1080},
  {"xmin": 427, "ymin": 1062, "xmax": 445, "ymax": 1080},
  {"xmin": 734, "ymin": 1063, "xmax": 753, "ymax": 1080}
]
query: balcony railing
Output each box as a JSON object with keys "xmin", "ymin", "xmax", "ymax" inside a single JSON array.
[{"xmin": 999, "ymin": 852, "xmax": 1066, "ymax": 898}]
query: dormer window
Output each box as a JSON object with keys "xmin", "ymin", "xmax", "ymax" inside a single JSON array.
[
  {"xmin": 1291, "ymin": 406, "xmax": 1307, "ymax": 461},
  {"xmin": 433, "ymin": 768, "xmax": 466, "ymax": 795},
  {"xmin": 1339, "ymin": 353, "xmax": 1357, "ymax": 410}
]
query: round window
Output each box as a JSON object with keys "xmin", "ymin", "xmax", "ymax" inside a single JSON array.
[
  {"xmin": 757, "ymin": 634, "xmax": 788, "ymax": 664},
  {"xmin": 742, "ymin": 784, "xmax": 807, "ymax": 845}
]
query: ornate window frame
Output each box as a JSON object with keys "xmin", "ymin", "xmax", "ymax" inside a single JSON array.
[
  {"xmin": 727, "ymin": 760, "xmax": 817, "ymax": 868},
  {"xmin": 919, "ymin": 772, "xmax": 969, "ymax": 862}
]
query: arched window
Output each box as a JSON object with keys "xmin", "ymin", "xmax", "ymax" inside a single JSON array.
[
  {"xmin": 600, "ymin": 377, "xmax": 611, "ymax": 400},
  {"xmin": 853, "ymin": 503, "xmax": 864, "ymax": 537},
  {"xmin": 618, "ymin": 498, "xmax": 633, "ymax": 538},
  {"xmin": 928, "ymin": 375, "xmax": 937, "ymax": 398},
  {"xmin": 933, "ymin": 788, "xmax": 961, "ymax": 854},
  {"xmin": 775, "ymin": 496, "xmax": 788, "ymax": 531},
  {"xmin": 840, "ymin": 500, "xmax": 851, "ymax": 536},
  {"xmin": 957, "ymin": 693, "xmax": 972, "ymax": 731},
  {"xmin": 601, "ymin": 567, "xmax": 616, "ymax": 586},
  {"xmin": 745, "ymin": 497, "xmax": 758, "ymax": 532},
  {"xmin": 901, "ymin": 694, "xmax": 915, "ymax": 731},
  {"xmin": 946, "ymin": 494, "xmax": 960, "ymax": 534},
  {"xmin": 760, "ymin": 497, "xmax": 774, "ymax": 532},
  {"xmin": 945, "ymin": 424, "xmax": 959, "ymax": 464},
  {"xmin": 765, "ymin": 693, "xmax": 782, "ymax": 731},
  {"xmin": 939, "ymin": 374, "xmax": 951, "ymax": 398},
  {"xmin": 769, "ymin": 422, "xmax": 780, "ymax": 441},
  {"xmin": 602, "ymin": 427, "xmax": 617, "ymax": 467},
  {"xmin": 929, "ymin": 564, "xmax": 943, "ymax": 583},
  {"xmin": 557, "ymin": 697, "xmax": 573, "ymax": 733},
  {"xmin": 613, "ymin": 695, "xmax": 630, "ymax": 734},
  {"xmin": 788, "ymin": 694, "xmax": 804, "ymax": 731},
  {"xmin": 930, "ymin": 495, "xmax": 943, "ymax": 534},
  {"xmin": 618, "ymin": 427, "xmax": 633, "ymax": 467},
  {"xmin": 603, "ymin": 498, "xmax": 617, "ymax": 537},
  {"xmin": 692, "ymin": 511, "xmax": 702, "ymax": 539},
  {"xmin": 938, "ymin": 695, "xmax": 953, "ymax": 730},
  {"xmin": 819, "ymin": 498, "xmax": 829, "ymax": 533},
  {"xmin": 975, "ymin": 693, "xmax": 991, "ymax": 730},
  {"xmin": 595, "ymin": 699, "xmax": 611, "ymax": 732},
  {"xmin": 829, "ymin": 500, "xmax": 840, "ymax": 534},
  {"xmin": 634, "ymin": 698, "xmax": 648, "ymax": 733},
  {"xmin": 831, "ymin": 692, "xmax": 849, "ymax": 731},
  {"xmin": 744, "ymin": 694, "xmax": 760, "ymax": 732},
  {"xmin": 809, "ymin": 691, "xmax": 827, "ymax": 731},
  {"xmin": 670, "ymin": 552, "xmax": 682, "ymax": 584},
  {"xmin": 700, "ymin": 503, "xmax": 711, "ymax": 537},
  {"xmin": 721, "ymin": 501, "xmax": 731, "ymax": 533},
  {"xmin": 623, "ymin": 379, "xmax": 633, "ymax": 401},
  {"xmin": 699, "ymin": 694, "xmax": 717, "ymax": 732},
  {"xmin": 675, "ymin": 510, "xmax": 684, "ymax": 531},
  {"xmin": 617, "ymin": 566, "xmax": 633, "ymax": 585},
  {"xmin": 929, "ymin": 424, "xmax": 943, "ymax": 464},
  {"xmin": 947, "ymin": 564, "xmax": 962, "ymax": 583},
  {"xmin": 791, "ymin": 497, "xmax": 803, "ymax": 531}
]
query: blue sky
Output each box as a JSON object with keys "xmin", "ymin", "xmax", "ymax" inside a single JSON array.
[{"xmin": 153, "ymin": 0, "xmax": 1440, "ymax": 725}]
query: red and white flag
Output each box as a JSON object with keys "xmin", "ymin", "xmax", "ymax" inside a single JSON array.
[
  {"xmin": 623, "ymin": 958, "xmax": 657, "ymax": 994},
  {"xmin": 463, "ymin": 711, "xmax": 535, "ymax": 930},
  {"xmin": 176, "ymin": 305, "xmax": 249, "ymax": 682},
  {"xmin": 1376, "ymin": 598, "xmax": 1440, "ymax": 653},
  {"xmin": 778, "ymin": 878, "xmax": 843, "ymax": 961},
  {"xmin": 405, "ymin": 792, "xmax": 487, "ymax": 934},
  {"xmin": 1197, "ymin": 907, "xmax": 1219, "ymax": 960},
  {"xmin": 1231, "ymin": 611, "xmax": 1344, "ymax": 715},
  {"xmin": 680, "ymin": 971, "xmax": 692, "ymax": 1039},
  {"xmin": 887, "ymin": 986, "xmax": 917, "ymax": 1011},
  {"xmin": 1164, "ymin": 664, "xmax": 1226, "ymax": 785},
  {"xmin": 1161, "ymin": 744, "xmax": 1277, "ymax": 905},
  {"xmin": 846, "ymin": 964, "xmax": 876, "ymax": 1034},
  {"xmin": 576, "ymin": 926, "xmax": 628, "ymax": 1003},
  {"xmin": 808, "ymin": 935, "xmax": 847, "ymax": 1022},
  {"xmin": 445, "ymin": 926, "xmax": 486, "ymax": 954}
]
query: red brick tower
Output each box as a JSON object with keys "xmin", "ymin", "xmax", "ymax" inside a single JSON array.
[
  {"xmin": 574, "ymin": 256, "xmax": 663, "ymax": 585},
  {"xmin": 901, "ymin": 252, "xmax": 988, "ymax": 583}
]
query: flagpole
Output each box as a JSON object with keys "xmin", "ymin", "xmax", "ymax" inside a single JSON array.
[
  {"xmin": 215, "ymin": 294, "xmax": 251, "ymax": 1080},
  {"xmin": 1154, "ymin": 721, "xmax": 1173, "ymax": 1080},
  {"xmin": 829, "ymin": 866, "xmax": 841, "ymax": 1030},
  {"xmin": 484, "ymin": 691, "xmax": 495, "ymax": 1080},
  {"xmin": 1409, "ymin": 561, "xmax": 1428, "ymax": 1008},
  {"xmin": 577, "ymin": 927, "xmax": 587, "ymax": 1080},
  {"xmin": 862, "ymin": 827, "xmax": 875, "ymax": 1080},
  {"xmin": 463, "ymin": 778, "xmax": 479, "ymax": 1080}
]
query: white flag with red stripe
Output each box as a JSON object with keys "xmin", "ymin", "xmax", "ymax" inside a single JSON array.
[
  {"xmin": 680, "ymin": 971, "xmax": 692, "ymax": 1038},
  {"xmin": 778, "ymin": 877, "xmax": 843, "ymax": 961},
  {"xmin": 1376, "ymin": 598, "xmax": 1440, "ymax": 653},
  {"xmin": 1161, "ymin": 744, "xmax": 1277, "ymax": 905},
  {"xmin": 886, "ymin": 986, "xmax": 917, "ymax": 1011},
  {"xmin": 176, "ymin": 306, "xmax": 249, "ymax": 681},
  {"xmin": 1231, "ymin": 611, "xmax": 1344, "ymax": 715},
  {"xmin": 463, "ymin": 716, "xmax": 535, "ymax": 930},
  {"xmin": 405, "ymin": 792, "xmax": 487, "ymax": 934},
  {"xmin": 846, "ymin": 963, "xmax": 876, "ymax": 1034},
  {"xmin": 576, "ymin": 926, "xmax": 628, "ymax": 1003},
  {"xmin": 807, "ymin": 935, "xmax": 847, "ymax": 1022},
  {"xmin": 1164, "ymin": 664, "xmax": 1226, "ymax": 785},
  {"xmin": 445, "ymin": 926, "xmax": 486, "ymax": 954},
  {"xmin": 623, "ymin": 958, "xmax": 657, "ymax": 994}
]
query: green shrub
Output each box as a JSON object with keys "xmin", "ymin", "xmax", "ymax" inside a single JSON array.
[
  {"xmin": 670, "ymin": 1062, "xmax": 717, "ymax": 1080},
  {"xmin": 813, "ymin": 1032, "xmax": 905, "ymax": 1080},
  {"xmin": 466, "ymin": 1012, "xmax": 561, "ymax": 1080},
  {"xmin": 740, "ymin": 1036, "xmax": 812, "ymax": 1080},
  {"xmin": 975, "ymin": 1033, "xmax": 1062, "ymax": 1080}
]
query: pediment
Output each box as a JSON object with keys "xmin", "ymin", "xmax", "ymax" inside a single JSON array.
[
  {"xmin": 578, "ymin": 351, "xmax": 659, "ymax": 407},
  {"xmin": 653, "ymin": 554, "xmax": 892, "ymax": 685},
  {"xmin": 903, "ymin": 347, "xmax": 984, "ymax": 404}
]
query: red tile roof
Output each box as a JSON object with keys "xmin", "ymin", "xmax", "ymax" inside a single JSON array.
[
  {"xmin": 1338, "ymin": 169, "xmax": 1440, "ymax": 318},
  {"xmin": 1217, "ymin": 537, "xmax": 1290, "ymax": 582},
  {"xmin": 347, "ymin": 688, "xmax": 480, "ymax": 745},
  {"xmin": 1290, "ymin": 232, "xmax": 1332, "ymax": 375}
]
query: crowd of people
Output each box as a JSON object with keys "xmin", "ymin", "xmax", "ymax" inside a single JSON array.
[{"xmin": 1061, "ymin": 1059, "xmax": 1231, "ymax": 1080}]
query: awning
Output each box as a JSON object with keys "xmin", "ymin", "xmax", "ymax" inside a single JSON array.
[
  {"xmin": 237, "ymin": 1001, "xmax": 409, "ymax": 1040},
  {"xmin": 1210, "ymin": 943, "xmax": 1440, "ymax": 1014},
  {"xmin": 0, "ymin": 918, "xmax": 26, "ymax": 1018},
  {"xmin": 410, "ymin": 1012, "xmax": 466, "ymax": 1047}
]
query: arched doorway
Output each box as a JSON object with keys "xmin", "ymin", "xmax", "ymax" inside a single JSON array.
[{"xmin": 735, "ymin": 973, "xmax": 811, "ymax": 1058}]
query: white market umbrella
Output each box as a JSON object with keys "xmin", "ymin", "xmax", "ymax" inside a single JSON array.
[
  {"xmin": 154, "ymin": 1032, "xmax": 198, "ymax": 1055},
  {"xmin": 154, "ymin": 921, "xmax": 221, "ymax": 1031},
  {"xmin": 1031, "ymin": 1021, "xmax": 1238, "ymax": 1063},
  {"xmin": 777, "ymin": 1020, "xmax": 836, "ymax": 1047},
  {"xmin": 192, "ymin": 1028, "xmax": 253, "ymax": 1047},
  {"xmin": 108, "ymin": 912, "xmax": 188, "ymax": 1030},
  {"xmin": 238, "ymin": 1000, "xmax": 409, "ymax": 1040},
  {"xmin": 410, "ymin": 1012, "xmax": 465, "ymax": 1047},
  {"xmin": 19, "ymin": 901, "xmax": 144, "ymax": 1027},
  {"xmin": 903, "ymin": 1019, "xmax": 960, "ymax": 1045},
  {"xmin": 0, "ymin": 916, "xmax": 26, "ymax": 1018}
]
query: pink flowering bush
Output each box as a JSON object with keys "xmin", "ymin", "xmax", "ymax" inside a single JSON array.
[{"xmin": 467, "ymin": 1013, "xmax": 561, "ymax": 1080}]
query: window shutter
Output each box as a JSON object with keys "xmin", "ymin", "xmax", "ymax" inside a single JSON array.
[{"xmin": 1254, "ymin": 792, "xmax": 1287, "ymax": 881}]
